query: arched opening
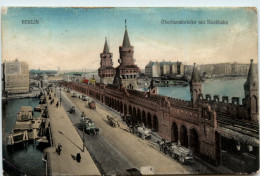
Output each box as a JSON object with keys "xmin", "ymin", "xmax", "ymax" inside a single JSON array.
[
  {"xmin": 190, "ymin": 128, "xmax": 200, "ymax": 154},
  {"xmin": 111, "ymin": 99, "xmax": 113, "ymax": 108},
  {"xmin": 120, "ymin": 102, "xmax": 123, "ymax": 113},
  {"xmin": 137, "ymin": 109, "xmax": 141, "ymax": 123},
  {"xmin": 147, "ymin": 113, "xmax": 152, "ymax": 128},
  {"xmin": 180, "ymin": 125, "xmax": 188, "ymax": 148},
  {"xmin": 116, "ymin": 100, "xmax": 119, "ymax": 111},
  {"xmin": 153, "ymin": 115, "xmax": 158, "ymax": 132},
  {"xmin": 133, "ymin": 107, "xmax": 137, "ymax": 122},
  {"xmin": 124, "ymin": 104, "xmax": 127, "ymax": 115},
  {"xmin": 171, "ymin": 122, "xmax": 178, "ymax": 142},
  {"xmin": 108, "ymin": 97, "xmax": 111, "ymax": 107},
  {"xmin": 112, "ymin": 99, "xmax": 115, "ymax": 110},
  {"xmin": 127, "ymin": 83, "xmax": 134, "ymax": 90},
  {"xmin": 252, "ymin": 95, "xmax": 258, "ymax": 113},
  {"xmin": 129, "ymin": 106, "xmax": 132, "ymax": 115},
  {"xmin": 142, "ymin": 111, "xmax": 146, "ymax": 126}
]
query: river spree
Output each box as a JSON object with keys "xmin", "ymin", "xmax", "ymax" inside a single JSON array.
[
  {"xmin": 158, "ymin": 78, "xmax": 246, "ymax": 104},
  {"xmin": 2, "ymin": 97, "xmax": 46, "ymax": 176}
]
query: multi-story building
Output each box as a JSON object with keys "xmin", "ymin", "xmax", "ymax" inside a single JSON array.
[
  {"xmin": 199, "ymin": 62, "xmax": 252, "ymax": 77},
  {"xmin": 2, "ymin": 59, "xmax": 29, "ymax": 94},
  {"xmin": 145, "ymin": 61, "xmax": 184, "ymax": 78}
]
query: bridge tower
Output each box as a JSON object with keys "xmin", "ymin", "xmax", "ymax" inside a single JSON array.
[
  {"xmin": 190, "ymin": 63, "xmax": 202, "ymax": 107},
  {"xmin": 244, "ymin": 59, "xmax": 258, "ymax": 123},
  {"xmin": 113, "ymin": 20, "xmax": 140, "ymax": 89},
  {"xmin": 98, "ymin": 37, "xmax": 115, "ymax": 84}
]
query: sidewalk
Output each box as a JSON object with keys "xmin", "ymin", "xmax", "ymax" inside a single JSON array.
[{"xmin": 46, "ymin": 93, "xmax": 100, "ymax": 175}]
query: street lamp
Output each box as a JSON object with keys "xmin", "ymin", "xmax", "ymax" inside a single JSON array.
[
  {"xmin": 81, "ymin": 112, "xmax": 85, "ymax": 152},
  {"xmin": 83, "ymin": 127, "xmax": 85, "ymax": 152},
  {"xmin": 59, "ymin": 88, "xmax": 62, "ymax": 107}
]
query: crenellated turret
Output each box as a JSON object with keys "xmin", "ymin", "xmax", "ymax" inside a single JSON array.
[
  {"xmin": 244, "ymin": 59, "xmax": 258, "ymax": 123},
  {"xmin": 190, "ymin": 63, "xmax": 202, "ymax": 107}
]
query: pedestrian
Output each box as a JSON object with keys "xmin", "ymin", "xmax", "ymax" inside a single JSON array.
[
  {"xmin": 56, "ymin": 102, "xmax": 59, "ymax": 108},
  {"xmin": 56, "ymin": 143, "xmax": 62, "ymax": 155},
  {"xmin": 76, "ymin": 153, "xmax": 81, "ymax": 162}
]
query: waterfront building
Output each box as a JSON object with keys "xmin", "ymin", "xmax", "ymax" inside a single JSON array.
[
  {"xmin": 198, "ymin": 62, "xmax": 252, "ymax": 77},
  {"xmin": 2, "ymin": 59, "xmax": 29, "ymax": 94},
  {"xmin": 98, "ymin": 38, "xmax": 116, "ymax": 84},
  {"xmin": 145, "ymin": 61, "xmax": 184, "ymax": 78},
  {"xmin": 113, "ymin": 21, "xmax": 140, "ymax": 89}
]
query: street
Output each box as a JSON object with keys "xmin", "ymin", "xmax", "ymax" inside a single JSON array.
[{"xmin": 55, "ymin": 87, "xmax": 213, "ymax": 175}]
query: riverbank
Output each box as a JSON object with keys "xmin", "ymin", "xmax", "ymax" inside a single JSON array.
[{"xmin": 2, "ymin": 90, "xmax": 41, "ymax": 100}]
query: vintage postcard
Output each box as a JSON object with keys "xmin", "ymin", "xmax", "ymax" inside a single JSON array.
[{"xmin": 1, "ymin": 7, "xmax": 259, "ymax": 175}]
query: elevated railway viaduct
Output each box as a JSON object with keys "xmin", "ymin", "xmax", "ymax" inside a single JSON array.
[{"xmin": 61, "ymin": 60, "xmax": 259, "ymax": 173}]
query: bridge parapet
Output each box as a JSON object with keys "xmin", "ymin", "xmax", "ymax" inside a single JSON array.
[
  {"xmin": 167, "ymin": 97, "xmax": 191, "ymax": 107},
  {"xmin": 198, "ymin": 93, "xmax": 250, "ymax": 121}
]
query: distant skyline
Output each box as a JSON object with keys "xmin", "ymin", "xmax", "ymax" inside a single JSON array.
[{"xmin": 2, "ymin": 7, "xmax": 258, "ymax": 70}]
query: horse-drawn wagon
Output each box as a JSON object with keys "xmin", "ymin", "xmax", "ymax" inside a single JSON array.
[
  {"xmin": 81, "ymin": 116, "xmax": 99, "ymax": 136},
  {"xmin": 107, "ymin": 115, "xmax": 120, "ymax": 127},
  {"xmin": 88, "ymin": 101, "xmax": 96, "ymax": 110},
  {"xmin": 67, "ymin": 106, "xmax": 75, "ymax": 114},
  {"xmin": 157, "ymin": 140, "xmax": 193, "ymax": 165}
]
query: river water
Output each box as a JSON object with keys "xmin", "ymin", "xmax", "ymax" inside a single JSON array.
[
  {"xmin": 157, "ymin": 78, "xmax": 246, "ymax": 104},
  {"xmin": 1, "ymin": 78, "xmax": 247, "ymax": 176},
  {"xmin": 2, "ymin": 97, "xmax": 46, "ymax": 176}
]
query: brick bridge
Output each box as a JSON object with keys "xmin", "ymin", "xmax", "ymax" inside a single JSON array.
[{"xmin": 61, "ymin": 60, "xmax": 258, "ymax": 170}]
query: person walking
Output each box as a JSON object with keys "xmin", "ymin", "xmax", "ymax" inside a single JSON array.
[{"xmin": 76, "ymin": 153, "xmax": 81, "ymax": 163}]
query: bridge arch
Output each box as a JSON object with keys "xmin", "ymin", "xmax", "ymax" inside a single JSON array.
[
  {"xmin": 142, "ymin": 110, "xmax": 146, "ymax": 126},
  {"xmin": 124, "ymin": 104, "xmax": 127, "ymax": 115},
  {"xmin": 171, "ymin": 122, "xmax": 178, "ymax": 142},
  {"xmin": 137, "ymin": 109, "xmax": 141, "ymax": 123},
  {"xmin": 133, "ymin": 107, "xmax": 137, "ymax": 121},
  {"xmin": 153, "ymin": 115, "xmax": 158, "ymax": 132},
  {"xmin": 111, "ymin": 98, "xmax": 114, "ymax": 109},
  {"xmin": 129, "ymin": 105, "xmax": 132, "ymax": 115},
  {"xmin": 252, "ymin": 95, "xmax": 258, "ymax": 113},
  {"xmin": 147, "ymin": 112, "xmax": 152, "ymax": 128},
  {"xmin": 189, "ymin": 128, "xmax": 200, "ymax": 154},
  {"xmin": 120, "ymin": 101, "xmax": 123, "ymax": 113},
  {"xmin": 113, "ymin": 99, "xmax": 116, "ymax": 110},
  {"xmin": 116, "ymin": 100, "xmax": 120, "ymax": 111},
  {"xmin": 180, "ymin": 125, "xmax": 188, "ymax": 148}
]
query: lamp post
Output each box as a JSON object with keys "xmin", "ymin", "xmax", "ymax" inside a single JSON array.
[
  {"xmin": 83, "ymin": 126, "xmax": 85, "ymax": 152},
  {"xmin": 59, "ymin": 88, "xmax": 62, "ymax": 107},
  {"xmin": 81, "ymin": 112, "xmax": 85, "ymax": 152}
]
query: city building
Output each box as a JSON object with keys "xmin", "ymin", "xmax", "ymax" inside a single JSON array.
[
  {"xmin": 98, "ymin": 38, "xmax": 116, "ymax": 84},
  {"xmin": 2, "ymin": 59, "xmax": 29, "ymax": 94},
  {"xmin": 113, "ymin": 21, "xmax": 140, "ymax": 89},
  {"xmin": 199, "ymin": 62, "xmax": 252, "ymax": 77},
  {"xmin": 145, "ymin": 61, "xmax": 184, "ymax": 78}
]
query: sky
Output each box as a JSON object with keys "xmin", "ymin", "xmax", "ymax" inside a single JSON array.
[{"xmin": 1, "ymin": 7, "xmax": 258, "ymax": 70}]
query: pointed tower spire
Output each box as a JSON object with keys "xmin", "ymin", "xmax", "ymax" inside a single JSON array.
[
  {"xmin": 191, "ymin": 63, "xmax": 201, "ymax": 82},
  {"xmin": 244, "ymin": 59, "xmax": 257, "ymax": 90},
  {"xmin": 103, "ymin": 37, "xmax": 109, "ymax": 54},
  {"xmin": 122, "ymin": 19, "xmax": 131, "ymax": 47}
]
